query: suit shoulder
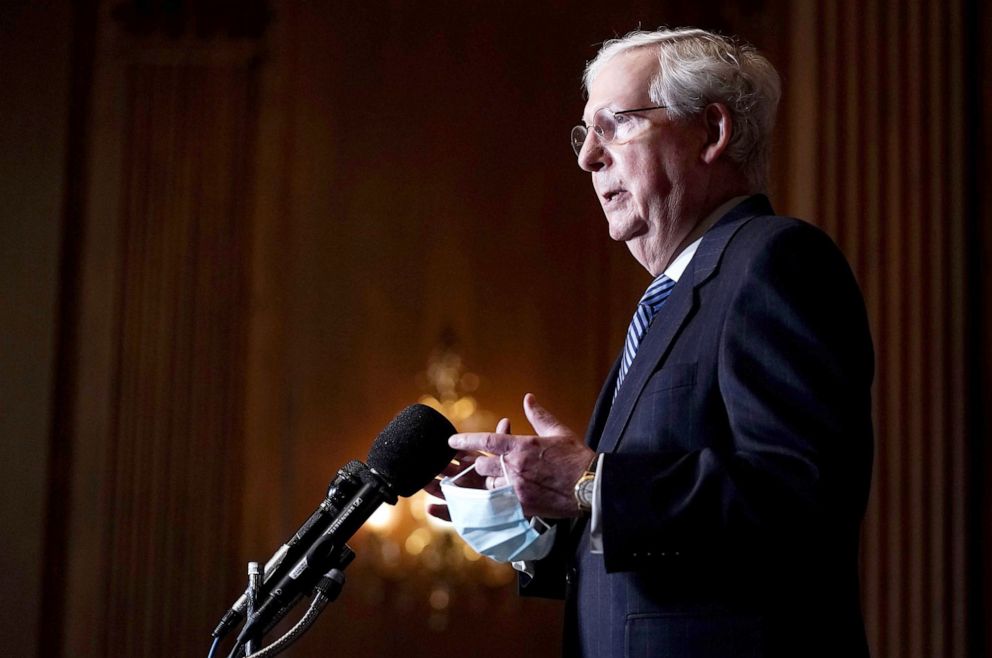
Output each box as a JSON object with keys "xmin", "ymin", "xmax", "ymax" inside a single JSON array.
[
  {"xmin": 727, "ymin": 214, "xmax": 847, "ymax": 265},
  {"xmin": 735, "ymin": 214, "xmax": 831, "ymax": 244}
]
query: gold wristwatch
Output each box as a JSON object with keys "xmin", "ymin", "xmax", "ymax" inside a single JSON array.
[{"xmin": 573, "ymin": 456, "xmax": 599, "ymax": 514}]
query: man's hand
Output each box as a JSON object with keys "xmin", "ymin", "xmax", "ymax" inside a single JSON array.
[
  {"xmin": 424, "ymin": 417, "xmax": 511, "ymax": 522},
  {"xmin": 448, "ymin": 393, "xmax": 596, "ymax": 519}
]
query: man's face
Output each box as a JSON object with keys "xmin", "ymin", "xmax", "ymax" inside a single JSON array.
[{"xmin": 578, "ymin": 49, "xmax": 705, "ymax": 273}]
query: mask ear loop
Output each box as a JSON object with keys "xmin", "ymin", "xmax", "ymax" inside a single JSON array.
[
  {"xmin": 530, "ymin": 515, "xmax": 551, "ymax": 531},
  {"xmin": 499, "ymin": 456, "xmax": 552, "ymax": 530},
  {"xmin": 498, "ymin": 454, "xmax": 512, "ymax": 486},
  {"xmin": 447, "ymin": 454, "xmax": 513, "ymax": 489},
  {"xmin": 448, "ymin": 460, "xmax": 477, "ymax": 484}
]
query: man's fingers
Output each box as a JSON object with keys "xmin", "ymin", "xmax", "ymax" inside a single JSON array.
[
  {"xmin": 426, "ymin": 503, "xmax": 451, "ymax": 522},
  {"xmin": 473, "ymin": 455, "xmax": 504, "ymax": 478},
  {"xmin": 449, "ymin": 432, "xmax": 514, "ymax": 454},
  {"xmin": 496, "ymin": 417, "xmax": 511, "ymax": 434},
  {"xmin": 523, "ymin": 393, "xmax": 573, "ymax": 437}
]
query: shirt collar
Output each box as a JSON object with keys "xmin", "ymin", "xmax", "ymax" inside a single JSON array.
[{"xmin": 664, "ymin": 195, "xmax": 750, "ymax": 282}]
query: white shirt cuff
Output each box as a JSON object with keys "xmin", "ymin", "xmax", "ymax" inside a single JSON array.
[{"xmin": 589, "ymin": 453, "xmax": 604, "ymax": 554}]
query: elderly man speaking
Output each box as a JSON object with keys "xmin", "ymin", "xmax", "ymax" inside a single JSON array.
[{"xmin": 429, "ymin": 27, "xmax": 873, "ymax": 658}]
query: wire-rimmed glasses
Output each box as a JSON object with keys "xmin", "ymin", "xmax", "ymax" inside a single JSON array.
[{"xmin": 570, "ymin": 105, "xmax": 669, "ymax": 156}]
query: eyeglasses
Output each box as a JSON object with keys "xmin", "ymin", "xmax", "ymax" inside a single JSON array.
[{"xmin": 570, "ymin": 105, "xmax": 669, "ymax": 156}]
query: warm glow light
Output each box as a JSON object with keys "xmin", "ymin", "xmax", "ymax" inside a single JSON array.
[
  {"xmin": 424, "ymin": 510, "xmax": 453, "ymax": 532},
  {"xmin": 365, "ymin": 503, "xmax": 399, "ymax": 533},
  {"xmin": 380, "ymin": 539, "xmax": 401, "ymax": 565},
  {"xmin": 460, "ymin": 372, "xmax": 480, "ymax": 392},
  {"xmin": 462, "ymin": 543, "xmax": 481, "ymax": 561},
  {"xmin": 452, "ymin": 396, "xmax": 477, "ymax": 419},
  {"xmin": 352, "ymin": 338, "xmax": 511, "ymax": 600},
  {"xmin": 419, "ymin": 492, "xmax": 455, "ymax": 532},
  {"xmin": 429, "ymin": 588, "xmax": 450, "ymax": 610},
  {"xmin": 405, "ymin": 528, "xmax": 432, "ymax": 555},
  {"xmin": 418, "ymin": 395, "xmax": 442, "ymax": 411},
  {"xmin": 423, "ymin": 550, "xmax": 443, "ymax": 571},
  {"xmin": 409, "ymin": 491, "xmax": 427, "ymax": 520}
]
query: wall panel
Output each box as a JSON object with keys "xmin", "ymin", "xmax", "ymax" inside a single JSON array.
[
  {"xmin": 58, "ymin": 7, "xmax": 263, "ymax": 653},
  {"xmin": 785, "ymin": 2, "xmax": 973, "ymax": 656},
  {"xmin": 100, "ymin": 54, "xmax": 256, "ymax": 656}
]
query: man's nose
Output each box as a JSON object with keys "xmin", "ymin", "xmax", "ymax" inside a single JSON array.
[{"xmin": 577, "ymin": 134, "xmax": 607, "ymax": 172}]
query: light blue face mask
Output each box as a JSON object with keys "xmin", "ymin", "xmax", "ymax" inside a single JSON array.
[{"xmin": 439, "ymin": 455, "xmax": 556, "ymax": 563}]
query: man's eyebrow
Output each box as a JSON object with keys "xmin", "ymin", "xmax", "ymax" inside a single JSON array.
[{"xmin": 580, "ymin": 104, "xmax": 607, "ymax": 126}]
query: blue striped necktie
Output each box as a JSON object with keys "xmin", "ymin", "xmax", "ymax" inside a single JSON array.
[{"xmin": 614, "ymin": 274, "xmax": 676, "ymax": 401}]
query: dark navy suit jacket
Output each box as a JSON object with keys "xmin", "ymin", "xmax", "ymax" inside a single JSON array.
[{"xmin": 522, "ymin": 196, "xmax": 874, "ymax": 658}]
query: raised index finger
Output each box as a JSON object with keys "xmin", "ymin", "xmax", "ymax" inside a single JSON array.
[{"xmin": 449, "ymin": 432, "xmax": 515, "ymax": 454}]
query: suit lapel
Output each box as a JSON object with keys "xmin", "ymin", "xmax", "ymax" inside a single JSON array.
[
  {"xmin": 594, "ymin": 279, "xmax": 695, "ymax": 454},
  {"xmin": 584, "ymin": 356, "xmax": 621, "ymax": 450},
  {"xmin": 591, "ymin": 195, "xmax": 773, "ymax": 455}
]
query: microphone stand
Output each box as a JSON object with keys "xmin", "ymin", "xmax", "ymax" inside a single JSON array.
[
  {"xmin": 243, "ymin": 568, "xmax": 347, "ymax": 658},
  {"xmin": 244, "ymin": 562, "xmax": 262, "ymax": 656},
  {"xmin": 227, "ymin": 546, "xmax": 355, "ymax": 658}
]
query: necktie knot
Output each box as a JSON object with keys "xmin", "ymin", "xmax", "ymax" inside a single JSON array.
[
  {"xmin": 639, "ymin": 274, "xmax": 676, "ymax": 311},
  {"xmin": 614, "ymin": 274, "xmax": 675, "ymax": 401}
]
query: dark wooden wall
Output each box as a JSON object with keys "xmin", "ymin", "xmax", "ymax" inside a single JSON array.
[
  {"xmin": 4, "ymin": 0, "xmax": 987, "ymax": 657},
  {"xmin": 780, "ymin": 2, "xmax": 983, "ymax": 657},
  {"xmin": 0, "ymin": 2, "xmax": 72, "ymax": 657}
]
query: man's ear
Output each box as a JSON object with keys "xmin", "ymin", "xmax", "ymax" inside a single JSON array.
[{"xmin": 701, "ymin": 103, "xmax": 733, "ymax": 164}]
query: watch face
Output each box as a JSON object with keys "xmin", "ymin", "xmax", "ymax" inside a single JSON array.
[{"xmin": 577, "ymin": 477, "xmax": 595, "ymax": 507}]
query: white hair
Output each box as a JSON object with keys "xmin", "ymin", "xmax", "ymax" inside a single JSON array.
[{"xmin": 583, "ymin": 27, "xmax": 782, "ymax": 191}]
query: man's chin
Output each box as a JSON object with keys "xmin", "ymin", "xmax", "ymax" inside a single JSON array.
[{"xmin": 607, "ymin": 219, "xmax": 648, "ymax": 243}]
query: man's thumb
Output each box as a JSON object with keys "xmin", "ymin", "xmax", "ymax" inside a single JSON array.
[{"xmin": 523, "ymin": 393, "xmax": 571, "ymax": 436}]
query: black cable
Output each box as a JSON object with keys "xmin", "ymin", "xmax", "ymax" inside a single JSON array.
[{"xmin": 244, "ymin": 570, "xmax": 346, "ymax": 658}]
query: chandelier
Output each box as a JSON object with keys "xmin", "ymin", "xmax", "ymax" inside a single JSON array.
[{"xmin": 356, "ymin": 332, "xmax": 514, "ymax": 630}]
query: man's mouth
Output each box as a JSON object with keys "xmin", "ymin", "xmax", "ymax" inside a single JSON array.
[{"xmin": 602, "ymin": 189, "xmax": 626, "ymax": 205}]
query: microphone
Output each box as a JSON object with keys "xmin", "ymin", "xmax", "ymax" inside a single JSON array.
[
  {"xmin": 365, "ymin": 402, "xmax": 461, "ymax": 496},
  {"xmin": 211, "ymin": 461, "xmax": 367, "ymax": 639},
  {"xmin": 229, "ymin": 404, "xmax": 457, "ymax": 644}
]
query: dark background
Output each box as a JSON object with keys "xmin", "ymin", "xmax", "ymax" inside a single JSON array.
[{"xmin": 1, "ymin": 1, "xmax": 989, "ymax": 656}]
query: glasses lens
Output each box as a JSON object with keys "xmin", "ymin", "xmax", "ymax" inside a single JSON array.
[
  {"xmin": 593, "ymin": 108, "xmax": 616, "ymax": 143},
  {"xmin": 570, "ymin": 125, "xmax": 588, "ymax": 156},
  {"xmin": 572, "ymin": 109, "xmax": 621, "ymax": 157}
]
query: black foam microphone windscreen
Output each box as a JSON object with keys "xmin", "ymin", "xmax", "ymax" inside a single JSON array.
[{"xmin": 366, "ymin": 403, "xmax": 457, "ymax": 497}]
